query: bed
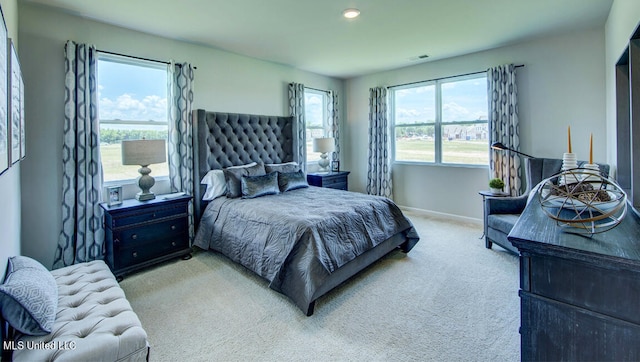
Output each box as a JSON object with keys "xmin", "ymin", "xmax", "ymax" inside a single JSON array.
[{"xmin": 191, "ymin": 109, "xmax": 419, "ymax": 315}]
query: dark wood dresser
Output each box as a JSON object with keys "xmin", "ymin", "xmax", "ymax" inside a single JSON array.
[
  {"xmin": 100, "ymin": 194, "xmax": 192, "ymax": 279},
  {"xmin": 307, "ymin": 171, "xmax": 350, "ymax": 190},
  {"xmin": 508, "ymin": 196, "xmax": 640, "ymax": 361}
]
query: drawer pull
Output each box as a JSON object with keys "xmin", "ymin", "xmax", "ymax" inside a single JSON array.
[
  {"xmin": 132, "ymin": 252, "xmax": 138, "ymax": 258},
  {"xmin": 152, "ymin": 213, "xmax": 156, "ymax": 218},
  {"xmin": 132, "ymin": 234, "xmax": 137, "ymax": 240},
  {"xmin": 171, "ymin": 241, "xmax": 176, "ymax": 247},
  {"xmin": 171, "ymin": 225, "xmax": 176, "ymax": 230}
]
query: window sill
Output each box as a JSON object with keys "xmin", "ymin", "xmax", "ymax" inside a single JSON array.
[
  {"xmin": 393, "ymin": 161, "xmax": 488, "ymax": 169},
  {"xmin": 102, "ymin": 176, "xmax": 171, "ymax": 201}
]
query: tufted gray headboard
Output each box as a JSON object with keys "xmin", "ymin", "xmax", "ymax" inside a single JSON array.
[{"xmin": 192, "ymin": 109, "xmax": 297, "ymax": 222}]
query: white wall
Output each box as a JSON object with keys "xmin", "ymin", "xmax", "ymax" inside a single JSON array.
[
  {"xmin": 0, "ymin": 0, "xmax": 19, "ymax": 279},
  {"xmin": 18, "ymin": 3, "xmax": 344, "ymax": 269},
  {"xmin": 604, "ymin": 0, "xmax": 640, "ymax": 167},
  {"xmin": 344, "ymin": 27, "xmax": 607, "ymax": 220}
]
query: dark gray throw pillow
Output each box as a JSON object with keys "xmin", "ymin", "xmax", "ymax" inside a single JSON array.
[
  {"xmin": 224, "ymin": 163, "xmax": 266, "ymax": 198},
  {"xmin": 242, "ymin": 172, "xmax": 280, "ymax": 199},
  {"xmin": 0, "ymin": 256, "xmax": 58, "ymax": 335},
  {"xmin": 265, "ymin": 162, "xmax": 300, "ymax": 174},
  {"xmin": 278, "ymin": 170, "xmax": 309, "ymax": 192}
]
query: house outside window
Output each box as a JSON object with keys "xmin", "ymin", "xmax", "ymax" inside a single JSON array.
[
  {"xmin": 97, "ymin": 53, "xmax": 169, "ymax": 183},
  {"xmin": 391, "ymin": 73, "xmax": 489, "ymax": 166},
  {"xmin": 304, "ymin": 88, "xmax": 330, "ymax": 163}
]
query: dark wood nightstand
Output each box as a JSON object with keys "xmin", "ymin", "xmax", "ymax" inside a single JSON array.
[
  {"xmin": 100, "ymin": 194, "xmax": 192, "ymax": 279},
  {"xmin": 307, "ymin": 171, "xmax": 350, "ymax": 191}
]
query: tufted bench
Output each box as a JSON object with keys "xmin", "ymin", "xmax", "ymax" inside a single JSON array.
[{"xmin": 1, "ymin": 258, "xmax": 149, "ymax": 361}]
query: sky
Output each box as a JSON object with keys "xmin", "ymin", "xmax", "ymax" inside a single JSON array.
[
  {"xmin": 305, "ymin": 91, "xmax": 324, "ymax": 128},
  {"xmin": 394, "ymin": 76, "xmax": 487, "ymax": 124},
  {"xmin": 97, "ymin": 58, "xmax": 168, "ymax": 122}
]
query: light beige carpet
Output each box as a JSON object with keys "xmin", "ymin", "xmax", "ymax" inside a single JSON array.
[{"xmin": 119, "ymin": 210, "xmax": 520, "ymax": 361}]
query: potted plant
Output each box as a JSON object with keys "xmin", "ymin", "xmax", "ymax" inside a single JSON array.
[{"xmin": 489, "ymin": 178, "xmax": 505, "ymax": 194}]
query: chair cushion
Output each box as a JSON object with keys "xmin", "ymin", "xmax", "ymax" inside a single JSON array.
[{"xmin": 487, "ymin": 213, "xmax": 521, "ymax": 235}]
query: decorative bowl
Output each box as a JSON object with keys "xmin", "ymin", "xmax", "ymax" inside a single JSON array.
[{"xmin": 537, "ymin": 168, "xmax": 627, "ymax": 235}]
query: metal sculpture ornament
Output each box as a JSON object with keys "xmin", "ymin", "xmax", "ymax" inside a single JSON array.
[{"xmin": 538, "ymin": 168, "xmax": 627, "ymax": 235}]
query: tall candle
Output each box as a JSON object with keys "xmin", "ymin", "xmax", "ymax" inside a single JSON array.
[
  {"xmin": 568, "ymin": 126, "xmax": 572, "ymax": 153},
  {"xmin": 589, "ymin": 133, "xmax": 593, "ymax": 164}
]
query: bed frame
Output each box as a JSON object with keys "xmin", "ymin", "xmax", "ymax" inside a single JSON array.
[{"xmin": 192, "ymin": 109, "xmax": 417, "ymax": 315}]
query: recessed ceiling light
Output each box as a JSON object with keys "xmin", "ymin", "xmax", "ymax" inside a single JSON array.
[{"xmin": 343, "ymin": 8, "xmax": 360, "ymax": 19}]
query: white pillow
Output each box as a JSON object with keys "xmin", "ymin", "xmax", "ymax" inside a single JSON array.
[{"xmin": 201, "ymin": 169, "xmax": 227, "ymax": 200}]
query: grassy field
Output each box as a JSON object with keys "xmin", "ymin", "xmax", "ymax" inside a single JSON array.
[
  {"xmin": 101, "ymin": 143, "xmax": 169, "ymax": 182},
  {"xmin": 101, "ymin": 138, "xmax": 487, "ymax": 181},
  {"xmin": 395, "ymin": 138, "xmax": 488, "ymax": 165}
]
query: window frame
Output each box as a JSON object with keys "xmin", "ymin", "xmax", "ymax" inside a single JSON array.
[
  {"xmin": 96, "ymin": 52, "xmax": 170, "ymax": 186},
  {"xmin": 304, "ymin": 87, "xmax": 331, "ymax": 164},
  {"xmin": 390, "ymin": 72, "xmax": 489, "ymax": 168}
]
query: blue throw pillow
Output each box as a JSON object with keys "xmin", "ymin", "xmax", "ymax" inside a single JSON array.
[
  {"xmin": 223, "ymin": 162, "xmax": 266, "ymax": 198},
  {"xmin": 278, "ymin": 170, "xmax": 309, "ymax": 192},
  {"xmin": 0, "ymin": 256, "xmax": 58, "ymax": 335},
  {"xmin": 265, "ymin": 162, "xmax": 300, "ymax": 174},
  {"xmin": 241, "ymin": 172, "xmax": 280, "ymax": 199}
]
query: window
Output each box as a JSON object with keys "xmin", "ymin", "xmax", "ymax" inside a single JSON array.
[
  {"xmin": 97, "ymin": 53, "xmax": 169, "ymax": 182},
  {"xmin": 304, "ymin": 88, "xmax": 330, "ymax": 162},
  {"xmin": 391, "ymin": 73, "xmax": 488, "ymax": 166}
]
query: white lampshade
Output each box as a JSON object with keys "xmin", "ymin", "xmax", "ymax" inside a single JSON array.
[
  {"xmin": 122, "ymin": 139, "xmax": 166, "ymax": 166},
  {"xmin": 312, "ymin": 137, "xmax": 335, "ymax": 153}
]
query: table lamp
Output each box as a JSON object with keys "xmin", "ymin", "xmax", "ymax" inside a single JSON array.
[
  {"xmin": 122, "ymin": 139, "xmax": 166, "ymax": 201},
  {"xmin": 313, "ymin": 137, "xmax": 335, "ymax": 173}
]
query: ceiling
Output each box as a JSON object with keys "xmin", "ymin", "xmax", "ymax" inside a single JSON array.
[{"xmin": 22, "ymin": 0, "xmax": 613, "ymax": 79}]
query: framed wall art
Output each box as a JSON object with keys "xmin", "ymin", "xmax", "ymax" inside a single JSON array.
[
  {"xmin": 19, "ymin": 65, "xmax": 24, "ymax": 159},
  {"xmin": 0, "ymin": 9, "xmax": 7, "ymax": 175},
  {"xmin": 8, "ymin": 39, "xmax": 20, "ymax": 165}
]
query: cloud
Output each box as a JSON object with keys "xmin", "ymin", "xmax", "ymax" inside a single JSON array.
[
  {"xmin": 442, "ymin": 101, "xmax": 486, "ymax": 122},
  {"xmin": 99, "ymin": 93, "xmax": 167, "ymax": 121},
  {"xmin": 395, "ymin": 107, "xmax": 435, "ymax": 124}
]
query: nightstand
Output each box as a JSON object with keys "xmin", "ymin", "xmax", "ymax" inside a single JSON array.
[
  {"xmin": 307, "ymin": 171, "xmax": 350, "ymax": 191},
  {"xmin": 100, "ymin": 194, "xmax": 192, "ymax": 279}
]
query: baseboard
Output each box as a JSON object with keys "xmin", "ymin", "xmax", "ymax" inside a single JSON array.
[{"xmin": 399, "ymin": 206, "xmax": 482, "ymax": 226}]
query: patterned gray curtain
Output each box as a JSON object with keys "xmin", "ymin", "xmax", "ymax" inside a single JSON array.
[
  {"xmin": 488, "ymin": 64, "xmax": 521, "ymax": 196},
  {"xmin": 328, "ymin": 90, "xmax": 340, "ymax": 165},
  {"xmin": 367, "ymin": 87, "xmax": 392, "ymax": 198},
  {"xmin": 168, "ymin": 62, "xmax": 195, "ymax": 240},
  {"xmin": 53, "ymin": 41, "xmax": 103, "ymax": 269},
  {"xmin": 288, "ymin": 83, "xmax": 306, "ymax": 172}
]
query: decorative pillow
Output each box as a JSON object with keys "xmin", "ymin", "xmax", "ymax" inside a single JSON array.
[
  {"xmin": 265, "ymin": 162, "xmax": 300, "ymax": 174},
  {"xmin": 201, "ymin": 169, "xmax": 227, "ymax": 200},
  {"xmin": 242, "ymin": 172, "xmax": 280, "ymax": 199},
  {"xmin": 223, "ymin": 162, "xmax": 266, "ymax": 198},
  {"xmin": 0, "ymin": 256, "xmax": 58, "ymax": 335},
  {"xmin": 278, "ymin": 170, "xmax": 309, "ymax": 192}
]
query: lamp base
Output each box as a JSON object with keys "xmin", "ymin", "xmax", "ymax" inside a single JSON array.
[
  {"xmin": 318, "ymin": 152, "xmax": 330, "ymax": 172},
  {"xmin": 135, "ymin": 191, "xmax": 156, "ymax": 201},
  {"xmin": 136, "ymin": 165, "xmax": 156, "ymax": 201}
]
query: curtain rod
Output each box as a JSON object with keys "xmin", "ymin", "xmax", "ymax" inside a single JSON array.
[
  {"xmin": 97, "ymin": 49, "xmax": 197, "ymax": 69},
  {"xmin": 388, "ymin": 64, "xmax": 524, "ymax": 89},
  {"xmin": 305, "ymin": 86, "xmax": 324, "ymax": 92}
]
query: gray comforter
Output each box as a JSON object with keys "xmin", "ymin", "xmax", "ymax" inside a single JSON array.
[{"xmin": 193, "ymin": 186, "xmax": 419, "ymax": 313}]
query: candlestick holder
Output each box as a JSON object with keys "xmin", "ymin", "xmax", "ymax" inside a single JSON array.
[
  {"xmin": 560, "ymin": 152, "xmax": 579, "ymax": 185},
  {"xmin": 582, "ymin": 163, "xmax": 602, "ymax": 189}
]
